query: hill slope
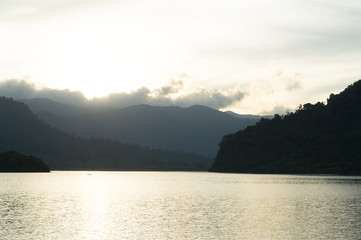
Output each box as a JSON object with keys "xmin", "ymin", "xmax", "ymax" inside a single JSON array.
[
  {"xmin": 0, "ymin": 151, "xmax": 50, "ymax": 172},
  {"xmin": 21, "ymin": 101, "xmax": 261, "ymax": 157},
  {"xmin": 210, "ymin": 80, "xmax": 361, "ymax": 175},
  {"xmin": 0, "ymin": 97, "xmax": 211, "ymax": 170}
]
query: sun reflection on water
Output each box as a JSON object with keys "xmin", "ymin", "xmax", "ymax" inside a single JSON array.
[{"xmin": 0, "ymin": 172, "xmax": 361, "ymax": 240}]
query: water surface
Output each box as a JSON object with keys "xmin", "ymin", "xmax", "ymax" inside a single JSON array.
[{"xmin": 1, "ymin": 172, "xmax": 361, "ymax": 239}]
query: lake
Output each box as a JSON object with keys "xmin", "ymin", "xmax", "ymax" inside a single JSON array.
[{"xmin": 1, "ymin": 172, "xmax": 361, "ymax": 240}]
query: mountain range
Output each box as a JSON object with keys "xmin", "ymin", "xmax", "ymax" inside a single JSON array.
[
  {"xmin": 20, "ymin": 99, "xmax": 263, "ymax": 157},
  {"xmin": 0, "ymin": 97, "xmax": 212, "ymax": 170}
]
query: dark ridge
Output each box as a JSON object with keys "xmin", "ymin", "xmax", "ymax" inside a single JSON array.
[
  {"xmin": 0, "ymin": 151, "xmax": 50, "ymax": 172},
  {"xmin": 210, "ymin": 80, "xmax": 361, "ymax": 175}
]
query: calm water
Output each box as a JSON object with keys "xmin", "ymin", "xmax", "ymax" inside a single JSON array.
[{"xmin": 1, "ymin": 172, "xmax": 361, "ymax": 240}]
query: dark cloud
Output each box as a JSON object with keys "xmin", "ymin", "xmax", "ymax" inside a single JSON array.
[
  {"xmin": 0, "ymin": 79, "xmax": 87, "ymax": 104},
  {"xmin": 0, "ymin": 79, "xmax": 245, "ymax": 110},
  {"xmin": 155, "ymin": 79, "xmax": 184, "ymax": 96},
  {"xmin": 174, "ymin": 88, "xmax": 245, "ymax": 109}
]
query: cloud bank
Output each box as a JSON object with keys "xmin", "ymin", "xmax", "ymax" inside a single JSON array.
[{"xmin": 0, "ymin": 79, "xmax": 245, "ymax": 110}]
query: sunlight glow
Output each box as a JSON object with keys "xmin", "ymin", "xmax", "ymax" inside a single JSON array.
[{"xmin": 0, "ymin": 0, "xmax": 361, "ymax": 113}]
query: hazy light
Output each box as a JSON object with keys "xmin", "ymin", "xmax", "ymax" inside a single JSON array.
[{"xmin": 0, "ymin": 0, "xmax": 361, "ymax": 113}]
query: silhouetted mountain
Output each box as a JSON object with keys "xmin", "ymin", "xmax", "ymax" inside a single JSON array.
[
  {"xmin": 0, "ymin": 151, "xmax": 50, "ymax": 172},
  {"xmin": 0, "ymin": 97, "xmax": 211, "ymax": 170},
  {"xmin": 210, "ymin": 80, "xmax": 361, "ymax": 175},
  {"xmin": 19, "ymin": 98, "xmax": 97, "ymax": 117},
  {"xmin": 22, "ymin": 101, "xmax": 260, "ymax": 157}
]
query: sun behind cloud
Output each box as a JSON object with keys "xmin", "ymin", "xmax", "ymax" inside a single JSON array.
[{"xmin": 0, "ymin": 0, "xmax": 360, "ymax": 113}]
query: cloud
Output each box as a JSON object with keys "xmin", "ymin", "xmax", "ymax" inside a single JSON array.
[
  {"xmin": 154, "ymin": 79, "xmax": 184, "ymax": 96},
  {"xmin": 274, "ymin": 70, "xmax": 303, "ymax": 91},
  {"xmin": 0, "ymin": 0, "xmax": 107, "ymax": 20},
  {"xmin": 260, "ymin": 105, "xmax": 294, "ymax": 116},
  {"xmin": 232, "ymin": 65, "xmax": 305, "ymax": 115},
  {"xmin": 0, "ymin": 79, "xmax": 245, "ymax": 110},
  {"xmin": 0, "ymin": 79, "xmax": 37, "ymax": 98},
  {"xmin": 89, "ymin": 80, "xmax": 245, "ymax": 109},
  {"xmin": 89, "ymin": 87, "xmax": 151, "ymax": 108},
  {"xmin": 174, "ymin": 88, "xmax": 245, "ymax": 109},
  {"xmin": 268, "ymin": 62, "xmax": 304, "ymax": 92},
  {"xmin": 0, "ymin": 79, "xmax": 87, "ymax": 105}
]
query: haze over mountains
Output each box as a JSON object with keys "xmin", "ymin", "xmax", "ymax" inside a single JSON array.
[
  {"xmin": 0, "ymin": 78, "xmax": 265, "ymax": 171},
  {"xmin": 20, "ymin": 98, "xmax": 263, "ymax": 157},
  {"xmin": 0, "ymin": 97, "xmax": 211, "ymax": 170},
  {"xmin": 3, "ymin": 79, "xmax": 361, "ymax": 174}
]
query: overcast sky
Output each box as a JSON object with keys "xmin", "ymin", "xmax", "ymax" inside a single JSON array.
[{"xmin": 0, "ymin": 0, "xmax": 360, "ymax": 114}]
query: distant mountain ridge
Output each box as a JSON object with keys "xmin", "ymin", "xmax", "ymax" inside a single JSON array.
[
  {"xmin": 19, "ymin": 98, "xmax": 100, "ymax": 117},
  {"xmin": 20, "ymin": 99, "xmax": 263, "ymax": 157},
  {"xmin": 210, "ymin": 80, "xmax": 361, "ymax": 175},
  {"xmin": 0, "ymin": 97, "xmax": 211, "ymax": 171}
]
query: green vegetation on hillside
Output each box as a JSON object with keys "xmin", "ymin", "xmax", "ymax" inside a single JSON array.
[
  {"xmin": 210, "ymin": 80, "xmax": 361, "ymax": 175},
  {"xmin": 0, "ymin": 151, "xmax": 50, "ymax": 172}
]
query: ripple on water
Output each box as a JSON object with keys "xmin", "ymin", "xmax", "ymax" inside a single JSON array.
[{"xmin": 0, "ymin": 172, "xmax": 361, "ymax": 240}]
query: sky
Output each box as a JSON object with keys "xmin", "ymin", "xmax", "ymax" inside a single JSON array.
[{"xmin": 0, "ymin": 0, "xmax": 360, "ymax": 114}]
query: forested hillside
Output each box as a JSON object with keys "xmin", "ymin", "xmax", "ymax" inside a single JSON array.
[
  {"xmin": 0, "ymin": 151, "xmax": 50, "ymax": 172},
  {"xmin": 210, "ymin": 80, "xmax": 361, "ymax": 175}
]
